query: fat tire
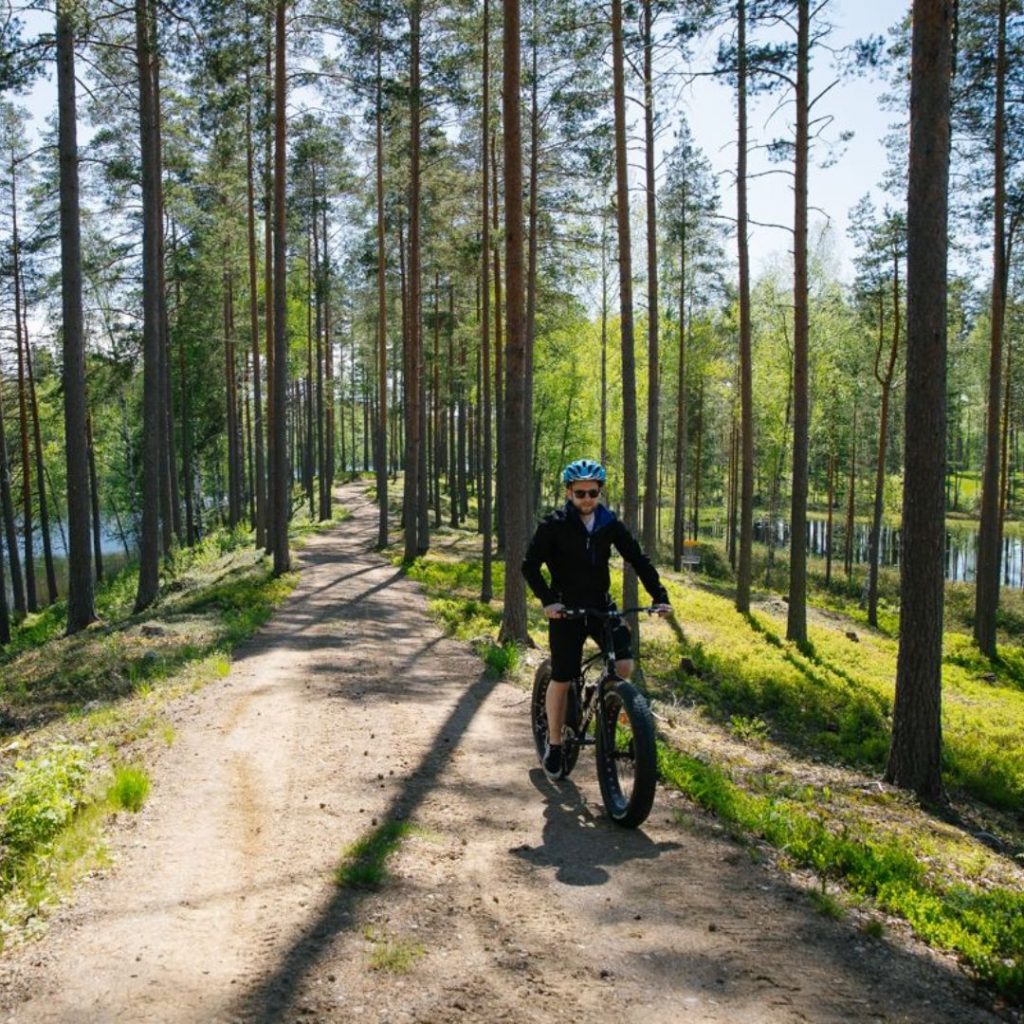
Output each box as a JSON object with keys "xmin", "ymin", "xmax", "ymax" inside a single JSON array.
[
  {"xmin": 530, "ymin": 660, "xmax": 581, "ymax": 776},
  {"xmin": 595, "ymin": 679, "xmax": 657, "ymax": 828}
]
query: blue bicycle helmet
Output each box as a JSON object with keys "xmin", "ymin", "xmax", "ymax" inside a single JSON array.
[{"xmin": 562, "ymin": 458, "xmax": 606, "ymax": 486}]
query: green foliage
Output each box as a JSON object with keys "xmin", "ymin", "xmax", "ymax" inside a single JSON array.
[
  {"xmin": 107, "ymin": 766, "xmax": 150, "ymax": 813},
  {"xmin": 481, "ymin": 641, "xmax": 521, "ymax": 678},
  {"xmin": 658, "ymin": 744, "xmax": 1024, "ymax": 998},
  {"xmin": 336, "ymin": 820, "xmax": 414, "ymax": 890},
  {"xmin": 364, "ymin": 928, "xmax": 425, "ymax": 973},
  {"xmin": 0, "ymin": 745, "xmax": 92, "ymax": 881}
]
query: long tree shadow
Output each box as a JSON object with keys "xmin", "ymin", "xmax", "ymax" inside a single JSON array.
[{"xmin": 233, "ymin": 662, "xmax": 500, "ymax": 1022}]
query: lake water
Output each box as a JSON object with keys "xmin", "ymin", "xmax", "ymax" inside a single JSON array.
[{"xmin": 703, "ymin": 517, "xmax": 1023, "ymax": 587}]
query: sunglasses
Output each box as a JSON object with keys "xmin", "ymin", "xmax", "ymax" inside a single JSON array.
[{"xmin": 572, "ymin": 488, "xmax": 601, "ymax": 499}]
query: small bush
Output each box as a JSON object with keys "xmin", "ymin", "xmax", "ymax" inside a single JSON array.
[
  {"xmin": 0, "ymin": 744, "xmax": 91, "ymax": 880},
  {"xmin": 482, "ymin": 641, "xmax": 520, "ymax": 677},
  {"xmin": 108, "ymin": 766, "xmax": 150, "ymax": 813}
]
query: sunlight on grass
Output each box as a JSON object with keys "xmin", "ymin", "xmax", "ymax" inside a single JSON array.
[
  {"xmin": 335, "ymin": 820, "xmax": 414, "ymax": 890},
  {"xmin": 108, "ymin": 766, "xmax": 151, "ymax": 813}
]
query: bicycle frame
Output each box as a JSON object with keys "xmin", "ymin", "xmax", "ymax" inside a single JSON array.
[{"xmin": 561, "ymin": 606, "xmax": 655, "ymax": 750}]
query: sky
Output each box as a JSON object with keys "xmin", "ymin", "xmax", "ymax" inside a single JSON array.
[
  {"xmin": 675, "ymin": 0, "xmax": 903, "ymax": 283},
  {"xmin": 13, "ymin": 0, "xmax": 904, "ymax": 285}
]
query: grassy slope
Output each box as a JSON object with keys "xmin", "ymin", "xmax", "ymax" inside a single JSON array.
[
  {"xmin": 0, "ymin": 503, "xmax": 348, "ymax": 947},
  {"xmin": 400, "ymin": 523, "xmax": 1024, "ymax": 1005}
]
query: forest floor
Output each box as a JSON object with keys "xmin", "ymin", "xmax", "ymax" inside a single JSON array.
[{"xmin": 0, "ymin": 482, "xmax": 1011, "ymax": 1024}]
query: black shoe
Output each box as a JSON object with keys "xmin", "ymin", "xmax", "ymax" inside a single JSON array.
[{"xmin": 543, "ymin": 742, "xmax": 564, "ymax": 781}]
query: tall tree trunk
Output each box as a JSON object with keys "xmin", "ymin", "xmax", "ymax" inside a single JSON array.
[
  {"xmin": 0, "ymin": 357, "xmax": 25, "ymax": 618},
  {"xmin": 25, "ymin": 334, "xmax": 58, "ymax": 603},
  {"xmin": 263, "ymin": 3, "xmax": 276, "ymax": 554},
  {"xmin": 152, "ymin": 25, "xmax": 178, "ymax": 552},
  {"xmin": 245, "ymin": 68, "xmax": 267, "ymax": 548},
  {"xmin": 673, "ymin": 232, "xmax": 688, "ymax": 571},
  {"xmin": 691, "ymin": 381, "xmax": 703, "ymax": 542},
  {"xmin": 271, "ymin": 0, "xmax": 290, "ymax": 574},
  {"xmin": 611, "ymin": 0, "xmax": 639, "ymax": 617},
  {"xmin": 133, "ymin": 0, "xmax": 162, "ymax": 612},
  {"xmin": 86, "ymin": 412, "xmax": 103, "ymax": 581},
  {"xmin": 403, "ymin": 0, "xmax": 424, "ymax": 561},
  {"xmin": 375, "ymin": 9, "xmax": 388, "ymax": 547},
  {"xmin": 0, "ymin": 509, "xmax": 8, "ymax": 642},
  {"xmin": 974, "ymin": 0, "xmax": 1008, "ymax": 658},
  {"xmin": 225, "ymin": 266, "xmax": 243, "ymax": 528},
  {"xmin": 999, "ymin": 333, "xmax": 1012, "ymax": 541},
  {"xmin": 324, "ymin": 206, "xmax": 335, "ymax": 510},
  {"xmin": 869, "ymin": 274, "xmax": 901, "ymax": 627},
  {"xmin": 825, "ymin": 452, "xmax": 835, "ymax": 587},
  {"xmin": 498, "ymin": 0, "xmax": 529, "ymax": 643},
  {"xmin": 11, "ymin": 164, "xmax": 37, "ymax": 613},
  {"xmin": 315, "ymin": 199, "xmax": 328, "ymax": 521},
  {"xmin": 885, "ymin": 0, "xmax": 953, "ymax": 802},
  {"xmin": 480, "ymin": 0, "xmax": 494, "ymax": 602},
  {"xmin": 524, "ymin": 0, "xmax": 539, "ymax": 529},
  {"xmin": 735, "ymin": 0, "xmax": 754, "ymax": 614},
  {"xmin": 491, "ymin": 130, "xmax": 505, "ymax": 553},
  {"xmin": 58, "ymin": 0, "xmax": 96, "ymax": 631},
  {"xmin": 845, "ymin": 397, "xmax": 857, "ymax": 578},
  {"xmin": 600, "ymin": 209, "xmax": 609, "ymax": 469},
  {"xmin": 786, "ymin": 0, "xmax": 810, "ymax": 645},
  {"xmin": 641, "ymin": 0, "xmax": 659, "ymax": 561}
]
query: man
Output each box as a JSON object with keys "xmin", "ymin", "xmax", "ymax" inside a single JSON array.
[{"xmin": 522, "ymin": 458, "xmax": 671, "ymax": 781}]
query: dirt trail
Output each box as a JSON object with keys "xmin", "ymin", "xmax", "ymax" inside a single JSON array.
[{"xmin": 0, "ymin": 484, "xmax": 1002, "ymax": 1024}]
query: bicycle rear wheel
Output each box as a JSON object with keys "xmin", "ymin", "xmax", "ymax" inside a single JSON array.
[
  {"xmin": 595, "ymin": 679, "xmax": 657, "ymax": 827},
  {"xmin": 530, "ymin": 660, "xmax": 581, "ymax": 776}
]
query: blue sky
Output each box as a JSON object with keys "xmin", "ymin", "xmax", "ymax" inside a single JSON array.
[
  {"xmin": 676, "ymin": 0, "xmax": 904, "ymax": 281},
  {"xmin": 15, "ymin": 0, "xmax": 902, "ymax": 284}
]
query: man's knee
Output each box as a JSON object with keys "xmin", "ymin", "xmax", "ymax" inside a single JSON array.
[{"xmin": 614, "ymin": 658, "xmax": 633, "ymax": 678}]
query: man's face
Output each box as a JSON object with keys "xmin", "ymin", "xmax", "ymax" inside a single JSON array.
[{"xmin": 567, "ymin": 480, "xmax": 602, "ymax": 511}]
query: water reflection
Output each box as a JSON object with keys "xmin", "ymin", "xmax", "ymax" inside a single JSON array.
[{"xmin": 701, "ymin": 517, "xmax": 1024, "ymax": 587}]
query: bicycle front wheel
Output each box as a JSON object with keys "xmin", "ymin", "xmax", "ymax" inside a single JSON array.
[
  {"xmin": 595, "ymin": 679, "xmax": 657, "ymax": 828},
  {"xmin": 530, "ymin": 660, "xmax": 581, "ymax": 776}
]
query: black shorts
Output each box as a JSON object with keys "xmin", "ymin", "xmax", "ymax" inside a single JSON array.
[{"xmin": 548, "ymin": 611, "xmax": 632, "ymax": 682}]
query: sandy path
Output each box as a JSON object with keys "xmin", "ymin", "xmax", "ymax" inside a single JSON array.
[{"xmin": 0, "ymin": 484, "xmax": 1003, "ymax": 1024}]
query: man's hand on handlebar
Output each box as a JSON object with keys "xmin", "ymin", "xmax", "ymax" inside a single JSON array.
[{"xmin": 544, "ymin": 602, "xmax": 566, "ymax": 619}]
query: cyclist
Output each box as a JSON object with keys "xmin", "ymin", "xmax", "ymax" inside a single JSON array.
[{"xmin": 522, "ymin": 458, "xmax": 671, "ymax": 781}]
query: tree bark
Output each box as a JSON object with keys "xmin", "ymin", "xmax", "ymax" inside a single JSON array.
[
  {"xmin": 271, "ymin": 0, "xmax": 290, "ymax": 574},
  {"xmin": 245, "ymin": 67, "xmax": 267, "ymax": 548},
  {"xmin": 498, "ymin": 0, "xmax": 529, "ymax": 644},
  {"xmin": 641, "ymin": 0, "xmax": 660, "ymax": 562},
  {"xmin": 87, "ymin": 412, "xmax": 103, "ymax": 581},
  {"xmin": 611, "ymin": 0, "xmax": 639, "ymax": 618},
  {"xmin": 735, "ymin": 0, "xmax": 754, "ymax": 614},
  {"xmin": 973, "ymin": 0, "xmax": 1008, "ymax": 658},
  {"xmin": 375, "ymin": 9, "xmax": 388, "ymax": 547},
  {"xmin": 25, "ymin": 331, "xmax": 58, "ymax": 602},
  {"xmin": 480, "ymin": 0, "xmax": 494, "ymax": 602},
  {"xmin": 885, "ymin": 0, "xmax": 953, "ymax": 803},
  {"xmin": 786, "ymin": 0, "xmax": 810, "ymax": 645},
  {"xmin": 673, "ymin": 229, "xmax": 688, "ymax": 571},
  {"xmin": 403, "ymin": 0, "xmax": 424, "ymax": 561},
  {"xmin": 133, "ymin": 0, "xmax": 162, "ymax": 612},
  {"xmin": 57, "ymin": 0, "xmax": 95, "ymax": 632},
  {"xmin": 0, "ymin": 354, "xmax": 25, "ymax": 618},
  {"xmin": 12, "ymin": 162, "xmax": 36, "ymax": 613}
]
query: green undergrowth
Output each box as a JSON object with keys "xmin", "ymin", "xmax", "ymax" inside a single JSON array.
[
  {"xmin": 400, "ymin": 529, "xmax": 1024, "ymax": 1005},
  {"xmin": 0, "ymin": 502, "xmax": 348, "ymax": 948},
  {"xmin": 659, "ymin": 745, "xmax": 1024, "ymax": 1000},
  {"xmin": 336, "ymin": 820, "xmax": 416, "ymax": 890}
]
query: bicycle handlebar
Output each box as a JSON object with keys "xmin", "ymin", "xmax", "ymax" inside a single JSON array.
[{"xmin": 557, "ymin": 605, "xmax": 666, "ymax": 619}]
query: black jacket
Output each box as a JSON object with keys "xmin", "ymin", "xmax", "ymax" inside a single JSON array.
[{"xmin": 522, "ymin": 501, "xmax": 669, "ymax": 609}]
